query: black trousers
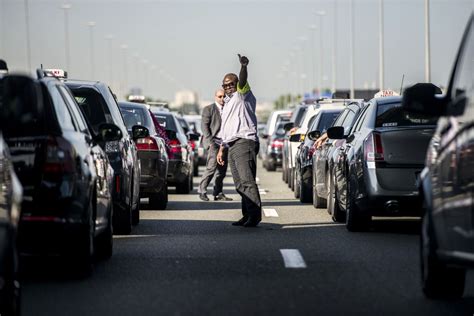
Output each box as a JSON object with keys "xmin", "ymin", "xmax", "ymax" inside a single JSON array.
[
  {"xmin": 228, "ymin": 138, "xmax": 262, "ymax": 220},
  {"xmin": 198, "ymin": 143, "xmax": 228, "ymax": 196}
]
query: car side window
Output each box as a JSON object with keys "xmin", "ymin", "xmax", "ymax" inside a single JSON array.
[
  {"xmin": 58, "ymin": 85, "xmax": 89, "ymax": 133},
  {"xmin": 333, "ymin": 109, "xmax": 348, "ymax": 126},
  {"xmin": 450, "ymin": 22, "xmax": 473, "ymax": 122},
  {"xmin": 50, "ymin": 85, "xmax": 77, "ymax": 131},
  {"xmin": 351, "ymin": 104, "xmax": 370, "ymax": 133},
  {"xmin": 342, "ymin": 109, "xmax": 356, "ymax": 134}
]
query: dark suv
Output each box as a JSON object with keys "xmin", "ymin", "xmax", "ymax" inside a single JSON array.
[
  {"xmin": 65, "ymin": 80, "xmax": 141, "ymax": 233},
  {"xmin": 403, "ymin": 15, "xmax": 473, "ymax": 299},
  {"xmin": 1, "ymin": 73, "xmax": 117, "ymax": 274}
]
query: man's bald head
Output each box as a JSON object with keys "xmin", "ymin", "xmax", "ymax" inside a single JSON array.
[{"xmin": 214, "ymin": 88, "xmax": 225, "ymax": 105}]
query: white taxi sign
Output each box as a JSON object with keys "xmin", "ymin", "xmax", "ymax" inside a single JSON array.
[
  {"xmin": 44, "ymin": 68, "xmax": 67, "ymax": 78},
  {"xmin": 374, "ymin": 89, "xmax": 399, "ymax": 98}
]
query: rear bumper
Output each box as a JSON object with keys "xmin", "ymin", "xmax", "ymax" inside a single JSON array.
[
  {"xmin": 167, "ymin": 160, "xmax": 191, "ymax": 185},
  {"xmin": 137, "ymin": 153, "xmax": 166, "ymax": 196},
  {"xmin": 265, "ymin": 151, "xmax": 283, "ymax": 167}
]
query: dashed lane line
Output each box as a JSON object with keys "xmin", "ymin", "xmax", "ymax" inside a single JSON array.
[
  {"xmin": 263, "ymin": 208, "xmax": 279, "ymax": 217},
  {"xmin": 280, "ymin": 249, "xmax": 307, "ymax": 269}
]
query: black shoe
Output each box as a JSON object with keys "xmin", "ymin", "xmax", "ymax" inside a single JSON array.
[
  {"xmin": 243, "ymin": 217, "xmax": 261, "ymax": 228},
  {"xmin": 231, "ymin": 217, "xmax": 248, "ymax": 226},
  {"xmin": 214, "ymin": 193, "xmax": 233, "ymax": 201},
  {"xmin": 199, "ymin": 193, "xmax": 209, "ymax": 201}
]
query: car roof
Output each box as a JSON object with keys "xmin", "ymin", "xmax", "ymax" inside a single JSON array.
[
  {"xmin": 118, "ymin": 101, "xmax": 149, "ymax": 110},
  {"xmin": 371, "ymin": 95, "xmax": 402, "ymax": 105}
]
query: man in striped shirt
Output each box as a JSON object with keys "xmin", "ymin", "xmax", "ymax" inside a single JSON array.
[{"xmin": 217, "ymin": 54, "xmax": 262, "ymax": 227}]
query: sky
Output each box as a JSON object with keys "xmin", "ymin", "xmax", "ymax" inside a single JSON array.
[{"xmin": 0, "ymin": 0, "xmax": 472, "ymax": 103}]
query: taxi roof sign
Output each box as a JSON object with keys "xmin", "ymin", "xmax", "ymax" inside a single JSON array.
[
  {"xmin": 44, "ymin": 68, "xmax": 67, "ymax": 79},
  {"xmin": 374, "ymin": 89, "xmax": 399, "ymax": 98}
]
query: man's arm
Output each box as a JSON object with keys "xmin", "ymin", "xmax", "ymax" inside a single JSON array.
[
  {"xmin": 237, "ymin": 54, "xmax": 248, "ymax": 90},
  {"xmin": 201, "ymin": 105, "xmax": 213, "ymax": 143}
]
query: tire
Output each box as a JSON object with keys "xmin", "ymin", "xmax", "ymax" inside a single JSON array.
[
  {"xmin": 132, "ymin": 197, "xmax": 140, "ymax": 226},
  {"xmin": 328, "ymin": 176, "xmax": 345, "ymax": 222},
  {"xmin": 193, "ymin": 163, "xmax": 199, "ymax": 176},
  {"xmin": 421, "ymin": 210, "xmax": 465, "ymax": 299},
  {"xmin": 345, "ymin": 180, "xmax": 370, "ymax": 232},
  {"xmin": 266, "ymin": 160, "xmax": 276, "ymax": 172},
  {"xmin": 73, "ymin": 198, "xmax": 94, "ymax": 277},
  {"xmin": 149, "ymin": 185, "xmax": 168, "ymax": 210},
  {"xmin": 95, "ymin": 203, "xmax": 113, "ymax": 260},
  {"xmin": 0, "ymin": 238, "xmax": 20, "ymax": 316},
  {"xmin": 114, "ymin": 200, "xmax": 132, "ymax": 235},
  {"xmin": 294, "ymin": 168, "xmax": 300, "ymax": 198},
  {"xmin": 189, "ymin": 173, "xmax": 194, "ymax": 191},
  {"xmin": 176, "ymin": 174, "xmax": 191, "ymax": 194},
  {"xmin": 299, "ymin": 171, "xmax": 313, "ymax": 203}
]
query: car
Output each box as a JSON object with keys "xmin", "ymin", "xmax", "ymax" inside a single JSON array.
[
  {"xmin": 176, "ymin": 115, "xmax": 199, "ymax": 176},
  {"xmin": 261, "ymin": 110, "xmax": 292, "ymax": 171},
  {"xmin": 183, "ymin": 115, "xmax": 206, "ymax": 167},
  {"xmin": 312, "ymin": 101, "xmax": 367, "ymax": 216},
  {"xmin": 402, "ymin": 15, "xmax": 473, "ymax": 299},
  {"xmin": 0, "ymin": 133, "xmax": 22, "ymax": 316},
  {"xmin": 65, "ymin": 79, "xmax": 141, "ymax": 233},
  {"xmin": 282, "ymin": 104, "xmax": 308, "ymax": 184},
  {"xmin": 328, "ymin": 94, "xmax": 438, "ymax": 232},
  {"xmin": 152, "ymin": 111, "xmax": 197, "ymax": 194},
  {"xmin": 293, "ymin": 108, "xmax": 343, "ymax": 203},
  {"xmin": 288, "ymin": 99, "xmax": 352, "ymax": 194},
  {"xmin": 1, "ymin": 73, "xmax": 116, "ymax": 275},
  {"xmin": 118, "ymin": 102, "xmax": 169, "ymax": 210}
]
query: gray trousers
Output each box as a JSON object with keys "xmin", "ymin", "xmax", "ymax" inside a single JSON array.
[
  {"xmin": 228, "ymin": 138, "xmax": 262, "ymax": 220},
  {"xmin": 198, "ymin": 144, "xmax": 228, "ymax": 196}
]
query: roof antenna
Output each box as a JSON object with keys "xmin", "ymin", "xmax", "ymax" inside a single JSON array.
[{"xmin": 399, "ymin": 74, "xmax": 405, "ymax": 95}]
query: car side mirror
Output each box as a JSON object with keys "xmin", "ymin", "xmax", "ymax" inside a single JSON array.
[
  {"xmin": 289, "ymin": 133, "xmax": 301, "ymax": 142},
  {"xmin": 284, "ymin": 122, "xmax": 294, "ymax": 132},
  {"xmin": 327, "ymin": 126, "xmax": 345, "ymax": 139},
  {"xmin": 98, "ymin": 123, "xmax": 123, "ymax": 142},
  {"xmin": 307, "ymin": 130, "xmax": 321, "ymax": 141},
  {"xmin": 402, "ymin": 83, "xmax": 446, "ymax": 117},
  {"xmin": 132, "ymin": 125, "xmax": 149, "ymax": 140},
  {"xmin": 188, "ymin": 133, "xmax": 200, "ymax": 141}
]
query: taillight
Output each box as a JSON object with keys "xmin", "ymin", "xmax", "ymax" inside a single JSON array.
[
  {"xmin": 189, "ymin": 140, "xmax": 196, "ymax": 150},
  {"xmin": 136, "ymin": 136, "xmax": 159, "ymax": 151},
  {"xmin": 364, "ymin": 133, "xmax": 384, "ymax": 162},
  {"xmin": 271, "ymin": 139, "xmax": 284, "ymax": 149},
  {"xmin": 169, "ymin": 139, "xmax": 182, "ymax": 157},
  {"xmin": 43, "ymin": 137, "xmax": 75, "ymax": 175}
]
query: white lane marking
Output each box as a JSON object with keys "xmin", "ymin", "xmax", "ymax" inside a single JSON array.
[
  {"xmin": 280, "ymin": 249, "xmax": 307, "ymax": 269},
  {"xmin": 259, "ymin": 188, "xmax": 267, "ymax": 195},
  {"xmin": 263, "ymin": 208, "xmax": 279, "ymax": 217},
  {"xmin": 256, "ymin": 177, "xmax": 260, "ymax": 182},
  {"xmin": 282, "ymin": 223, "xmax": 344, "ymax": 229}
]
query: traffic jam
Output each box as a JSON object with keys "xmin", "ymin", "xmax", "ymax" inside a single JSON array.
[{"xmin": 0, "ymin": 5, "xmax": 473, "ymax": 316}]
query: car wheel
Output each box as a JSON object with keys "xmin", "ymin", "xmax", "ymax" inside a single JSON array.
[
  {"xmin": 114, "ymin": 199, "xmax": 132, "ymax": 235},
  {"xmin": 150, "ymin": 185, "xmax": 168, "ymax": 210},
  {"xmin": 73, "ymin": 197, "xmax": 94, "ymax": 277},
  {"xmin": 299, "ymin": 171, "xmax": 312, "ymax": 203},
  {"xmin": 176, "ymin": 174, "xmax": 191, "ymax": 194},
  {"xmin": 345, "ymin": 180, "xmax": 370, "ymax": 232},
  {"xmin": 312, "ymin": 175, "xmax": 326, "ymax": 208},
  {"xmin": 328, "ymin": 176, "xmax": 345, "ymax": 222},
  {"xmin": 132, "ymin": 197, "xmax": 140, "ymax": 226},
  {"xmin": 421, "ymin": 209, "xmax": 465, "ymax": 299},
  {"xmin": 95, "ymin": 202, "xmax": 113, "ymax": 260},
  {"xmin": 0, "ymin": 239, "xmax": 20, "ymax": 316},
  {"xmin": 294, "ymin": 168, "xmax": 300, "ymax": 198}
]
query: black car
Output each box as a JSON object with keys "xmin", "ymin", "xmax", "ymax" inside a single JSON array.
[
  {"xmin": 152, "ymin": 111, "xmax": 196, "ymax": 194},
  {"xmin": 119, "ymin": 102, "xmax": 169, "ymax": 210},
  {"xmin": 1, "ymin": 73, "xmax": 116, "ymax": 274},
  {"xmin": 293, "ymin": 108, "xmax": 342, "ymax": 203},
  {"xmin": 312, "ymin": 101, "xmax": 366, "ymax": 216},
  {"xmin": 328, "ymin": 96, "xmax": 437, "ymax": 231},
  {"xmin": 0, "ymin": 133, "xmax": 22, "ymax": 316},
  {"xmin": 65, "ymin": 80, "xmax": 141, "ymax": 233},
  {"xmin": 403, "ymin": 15, "xmax": 473, "ymax": 299}
]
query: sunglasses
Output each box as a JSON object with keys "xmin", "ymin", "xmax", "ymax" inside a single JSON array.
[
  {"xmin": 216, "ymin": 95, "xmax": 225, "ymax": 98},
  {"xmin": 222, "ymin": 82, "xmax": 236, "ymax": 89}
]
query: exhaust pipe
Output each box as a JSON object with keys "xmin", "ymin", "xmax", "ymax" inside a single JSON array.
[{"xmin": 385, "ymin": 200, "xmax": 400, "ymax": 213}]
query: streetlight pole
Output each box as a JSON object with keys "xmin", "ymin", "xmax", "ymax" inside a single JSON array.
[
  {"xmin": 105, "ymin": 34, "xmax": 114, "ymax": 89},
  {"xmin": 121, "ymin": 44, "xmax": 128, "ymax": 98},
  {"xmin": 142, "ymin": 59, "xmax": 149, "ymax": 95},
  {"xmin": 349, "ymin": 0, "xmax": 355, "ymax": 99},
  {"xmin": 315, "ymin": 10, "xmax": 326, "ymax": 95},
  {"xmin": 24, "ymin": 0, "xmax": 32, "ymax": 72},
  {"xmin": 331, "ymin": 2, "xmax": 337, "ymax": 94},
  {"xmin": 424, "ymin": 0, "xmax": 431, "ymax": 82},
  {"xmin": 61, "ymin": 3, "xmax": 72, "ymax": 71},
  {"xmin": 87, "ymin": 21, "xmax": 96, "ymax": 79},
  {"xmin": 308, "ymin": 24, "xmax": 317, "ymax": 95},
  {"xmin": 379, "ymin": 0, "xmax": 384, "ymax": 90}
]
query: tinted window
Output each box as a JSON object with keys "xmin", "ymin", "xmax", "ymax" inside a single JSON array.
[
  {"xmin": 153, "ymin": 112, "xmax": 177, "ymax": 131},
  {"xmin": 58, "ymin": 85, "xmax": 88, "ymax": 132},
  {"xmin": 332, "ymin": 110, "xmax": 348, "ymax": 127},
  {"xmin": 50, "ymin": 86, "xmax": 76, "ymax": 131},
  {"xmin": 72, "ymin": 89, "xmax": 114, "ymax": 133},
  {"xmin": 376, "ymin": 101, "xmax": 438, "ymax": 128},
  {"xmin": 119, "ymin": 106, "xmax": 152, "ymax": 131},
  {"xmin": 294, "ymin": 106, "xmax": 308, "ymax": 127},
  {"xmin": 317, "ymin": 111, "xmax": 341, "ymax": 133}
]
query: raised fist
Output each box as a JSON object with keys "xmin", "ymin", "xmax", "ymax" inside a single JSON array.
[{"xmin": 238, "ymin": 54, "xmax": 249, "ymax": 66}]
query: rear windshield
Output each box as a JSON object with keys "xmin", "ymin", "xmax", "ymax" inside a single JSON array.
[
  {"xmin": 119, "ymin": 106, "xmax": 153, "ymax": 132},
  {"xmin": 72, "ymin": 89, "xmax": 114, "ymax": 133},
  {"xmin": 152, "ymin": 112, "xmax": 177, "ymax": 131},
  {"xmin": 376, "ymin": 102, "xmax": 438, "ymax": 128}
]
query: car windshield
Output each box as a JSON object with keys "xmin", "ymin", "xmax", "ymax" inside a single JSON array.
[
  {"xmin": 153, "ymin": 112, "xmax": 177, "ymax": 131},
  {"xmin": 376, "ymin": 102, "xmax": 438, "ymax": 128},
  {"xmin": 72, "ymin": 89, "xmax": 114, "ymax": 133}
]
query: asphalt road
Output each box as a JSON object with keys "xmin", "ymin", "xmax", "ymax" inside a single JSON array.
[{"xmin": 22, "ymin": 160, "xmax": 474, "ymax": 315}]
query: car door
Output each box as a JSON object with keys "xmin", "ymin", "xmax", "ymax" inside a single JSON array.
[{"xmin": 438, "ymin": 22, "xmax": 474, "ymax": 253}]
